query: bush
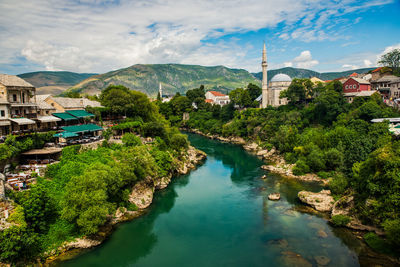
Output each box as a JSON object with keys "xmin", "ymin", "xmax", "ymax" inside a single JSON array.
[
  {"xmin": 324, "ymin": 148, "xmax": 343, "ymax": 170},
  {"xmin": 122, "ymin": 133, "xmax": 142, "ymax": 147},
  {"xmin": 306, "ymin": 149, "xmax": 325, "ymax": 172},
  {"xmin": 331, "ymin": 215, "xmax": 351, "ymax": 226},
  {"xmin": 170, "ymin": 133, "xmax": 189, "ymax": 151},
  {"xmin": 383, "ymin": 219, "xmax": 400, "ymax": 246},
  {"xmin": 363, "ymin": 232, "xmax": 391, "ymax": 253},
  {"xmin": 329, "ymin": 173, "xmax": 348, "ymax": 195},
  {"xmin": 284, "ymin": 152, "xmax": 297, "ymax": 164},
  {"xmin": 292, "ymin": 159, "xmax": 310, "ymax": 175}
]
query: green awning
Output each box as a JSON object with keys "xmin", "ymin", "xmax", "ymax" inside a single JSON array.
[
  {"xmin": 61, "ymin": 124, "xmax": 103, "ymax": 133},
  {"xmin": 394, "ymin": 125, "xmax": 400, "ymax": 128},
  {"xmin": 66, "ymin": 110, "xmax": 94, "ymax": 118},
  {"xmin": 53, "ymin": 112, "xmax": 78, "ymax": 121},
  {"xmin": 53, "ymin": 132, "xmax": 79, "ymax": 138}
]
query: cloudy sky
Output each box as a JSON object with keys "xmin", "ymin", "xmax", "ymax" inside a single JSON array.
[{"xmin": 0, "ymin": 0, "xmax": 399, "ymax": 75}]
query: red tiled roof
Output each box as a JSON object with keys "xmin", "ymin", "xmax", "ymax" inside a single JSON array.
[
  {"xmin": 205, "ymin": 99, "xmax": 214, "ymax": 103},
  {"xmin": 372, "ymin": 67, "xmax": 383, "ymax": 73},
  {"xmin": 350, "ymin": 72, "xmax": 358, "ymax": 77},
  {"xmin": 208, "ymin": 91, "xmax": 226, "ymax": 96}
]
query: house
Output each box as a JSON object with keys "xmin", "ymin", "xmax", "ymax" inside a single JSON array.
[
  {"xmin": 205, "ymin": 91, "xmax": 230, "ymax": 106},
  {"xmin": 371, "ymin": 67, "xmax": 392, "ymax": 81},
  {"xmin": 344, "ymin": 91, "xmax": 379, "ymax": 103},
  {"xmin": 43, "ymin": 96, "xmax": 102, "ymax": 112},
  {"xmin": 0, "ymin": 74, "xmax": 38, "ymax": 134},
  {"xmin": 343, "ymin": 77, "xmax": 371, "ymax": 93},
  {"xmin": 389, "ymin": 77, "xmax": 400, "ymax": 99},
  {"xmin": 371, "ymin": 75, "xmax": 400, "ymax": 99}
]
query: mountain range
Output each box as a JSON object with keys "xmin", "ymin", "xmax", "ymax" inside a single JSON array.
[
  {"xmin": 252, "ymin": 67, "xmax": 375, "ymax": 81},
  {"xmin": 17, "ymin": 65, "xmax": 377, "ymax": 96},
  {"xmin": 18, "ymin": 71, "xmax": 96, "ymax": 95}
]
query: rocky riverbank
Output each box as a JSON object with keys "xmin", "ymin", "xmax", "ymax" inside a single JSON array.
[
  {"xmin": 183, "ymin": 128, "xmax": 327, "ymax": 184},
  {"xmin": 44, "ymin": 145, "xmax": 206, "ymax": 264}
]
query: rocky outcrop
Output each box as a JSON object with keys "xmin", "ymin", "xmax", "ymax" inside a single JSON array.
[
  {"xmin": 129, "ymin": 178, "xmax": 155, "ymax": 209},
  {"xmin": 298, "ymin": 190, "xmax": 335, "ymax": 212},
  {"xmin": 176, "ymin": 146, "xmax": 207, "ymax": 175},
  {"xmin": 268, "ymin": 193, "xmax": 281, "ymax": 200},
  {"xmin": 331, "ymin": 195, "xmax": 354, "ymax": 217}
]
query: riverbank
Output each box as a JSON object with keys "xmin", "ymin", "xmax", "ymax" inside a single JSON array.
[
  {"xmin": 40, "ymin": 145, "xmax": 207, "ymax": 265},
  {"xmin": 183, "ymin": 128, "xmax": 326, "ymax": 184},
  {"xmin": 182, "ymin": 128, "xmax": 400, "ymax": 264}
]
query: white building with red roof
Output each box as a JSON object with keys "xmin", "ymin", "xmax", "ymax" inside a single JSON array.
[{"xmin": 205, "ymin": 91, "xmax": 230, "ymax": 106}]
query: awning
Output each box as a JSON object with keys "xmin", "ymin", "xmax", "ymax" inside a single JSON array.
[
  {"xmin": 61, "ymin": 123, "xmax": 103, "ymax": 133},
  {"xmin": 37, "ymin": 116, "xmax": 62, "ymax": 123},
  {"xmin": 53, "ymin": 112, "xmax": 78, "ymax": 121},
  {"xmin": 53, "ymin": 132, "xmax": 79, "ymax": 138},
  {"xmin": 66, "ymin": 109, "xmax": 95, "ymax": 118},
  {"xmin": 0, "ymin": 120, "xmax": 11, "ymax": 126},
  {"xmin": 9, "ymin": 118, "xmax": 36, "ymax": 125}
]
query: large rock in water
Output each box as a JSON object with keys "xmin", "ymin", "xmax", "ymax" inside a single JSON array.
[{"xmin": 297, "ymin": 190, "xmax": 334, "ymax": 212}]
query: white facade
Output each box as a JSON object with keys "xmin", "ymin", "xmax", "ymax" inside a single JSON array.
[
  {"xmin": 267, "ymin": 74, "xmax": 291, "ymax": 107},
  {"xmin": 205, "ymin": 91, "xmax": 230, "ymax": 106}
]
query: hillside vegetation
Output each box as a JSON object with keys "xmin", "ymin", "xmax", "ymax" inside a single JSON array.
[
  {"xmin": 253, "ymin": 67, "xmax": 375, "ymax": 81},
  {"xmin": 69, "ymin": 64, "xmax": 260, "ymax": 96},
  {"xmin": 18, "ymin": 71, "xmax": 96, "ymax": 95}
]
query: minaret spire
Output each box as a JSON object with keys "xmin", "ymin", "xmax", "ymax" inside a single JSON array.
[
  {"xmin": 261, "ymin": 42, "xmax": 268, "ymax": 108},
  {"xmin": 159, "ymin": 82, "xmax": 163, "ymax": 99}
]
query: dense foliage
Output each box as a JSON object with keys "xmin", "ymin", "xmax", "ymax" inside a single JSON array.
[
  {"xmin": 0, "ymin": 89, "xmax": 190, "ymax": 264},
  {"xmin": 159, "ymin": 81, "xmax": 400, "ymax": 249}
]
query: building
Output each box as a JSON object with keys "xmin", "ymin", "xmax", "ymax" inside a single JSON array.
[
  {"xmin": 205, "ymin": 91, "xmax": 230, "ymax": 105},
  {"xmin": 267, "ymin": 74, "xmax": 291, "ymax": 106},
  {"xmin": 261, "ymin": 43, "xmax": 268, "ymax": 108},
  {"xmin": 344, "ymin": 91, "xmax": 378, "ymax": 103},
  {"xmin": 38, "ymin": 95, "xmax": 102, "ymax": 113},
  {"xmin": 343, "ymin": 77, "xmax": 371, "ymax": 93},
  {"xmin": 389, "ymin": 77, "xmax": 400, "ymax": 99},
  {"xmin": 371, "ymin": 67, "xmax": 392, "ymax": 81},
  {"xmin": 0, "ymin": 74, "xmax": 38, "ymax": 134},
  {"xmin": 371, "ymin": 75, "xmax": 399, "ymax": 99}
]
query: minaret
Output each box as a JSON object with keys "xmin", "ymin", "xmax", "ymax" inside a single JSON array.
[
  {"xmin": 261, "ymin": 42, "xmax": 268, "ymax": 108},
  {"xmin": 159, "ymin": 82, "xmax": 163, "ymax": 99}
]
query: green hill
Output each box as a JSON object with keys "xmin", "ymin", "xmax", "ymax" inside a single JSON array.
[
  {"xmin": 70, "ymin": 64, "xmax": 260, "ymax": 96},
  {"xmin": 18, "ymin": 71, "xmax": 96, "ymax": 87},
  {"xmin": 18, "ymin": 71, "xmax": 96, "ymax": 95},
  {"xmin": 253, "ymin": 67, "xmax": 376, "ymax": 81}
]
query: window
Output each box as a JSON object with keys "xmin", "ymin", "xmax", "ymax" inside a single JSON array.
[
  {"xmin": 12, "ymin": 94, "xmax": 17, "ymax": 102},
  {"xmin": 353, "ymin": 84, "xmax": 356, "ymax": 89},
  {"xmin": 0, "ymin": 110, "xmax": 4, "ymax": 117},
  {"xmin": 345, "ymin": 85, "xmax": 348, "ymax": 89},
  {"xmin": 46, "ymin": 110, "xmax": 49, "ymax": 115},
  {"xmin": 22, "ymin": 93, "xmax": 25, "ymax": 103}
]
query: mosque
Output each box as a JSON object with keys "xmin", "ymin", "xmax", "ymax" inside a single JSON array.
[{"xmin": 260, "ymin": 43, "xmax": 292, "ymax": 108}]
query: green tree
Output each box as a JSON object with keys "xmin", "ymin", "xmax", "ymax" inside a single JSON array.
[
  {"xmin": 378, "ymin": 48, "xmax": 400, "ymax": 75},
  {"xmin": 122, "ymin": 133, "xmax": 142, "ymax": 147}
]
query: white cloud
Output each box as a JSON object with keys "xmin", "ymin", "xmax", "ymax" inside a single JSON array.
[
  {"xmin": 292, "ymin": 50, "xmax": 319, "ymax": 68},
  {"xmin": 0, "ymin": 0, "xmax": 394, "ymax": 74},
  {"xmin": 284, "ymin": 62, "xmax": 293, "ymax": 67},
  {"xmin": 363, "ymin": 59, "xmax": 372, "ymax": 67},
  {"xmin": 279, "ymin": 33, "xmax": 290, "ymax": 40},
  {"xmin": 342, "ymin": 64, "xmax": 359, "ymax": 70}
]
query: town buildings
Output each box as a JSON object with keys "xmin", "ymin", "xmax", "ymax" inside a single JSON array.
[
  {"xmin": 0, "ymin": 73, "xmax": 102, "ymax": 136},
  {"xmin": 205, "ymin": 91, "xmax": 230, "ymax": 105}
]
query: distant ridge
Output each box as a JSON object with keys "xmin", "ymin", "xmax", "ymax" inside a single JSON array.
[
  {"xmin": 16, "ymin": 65, "xmax": 377, "ymax": 97},
  {"xmin": 253, "ymin": 67, "xmax": 376, "ymax": 81},
  {"xmin": 69, "ymin": 64, "xmax": 259, "ymax": 96},
  {"xmin": 18, "ymin": 71, "xmax": 96, "ymax": 95}
]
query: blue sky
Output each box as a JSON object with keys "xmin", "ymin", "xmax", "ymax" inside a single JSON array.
[{"xmin": 0, "ymin": 0, "xmax": 399, "ymax": 75}]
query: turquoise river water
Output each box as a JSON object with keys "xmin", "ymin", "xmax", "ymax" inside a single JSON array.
[{"xmin": 59, "ymin": 133, "xmax": 376, "ymax": 267}]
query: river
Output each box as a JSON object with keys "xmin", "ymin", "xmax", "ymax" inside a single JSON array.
[{"xmin": 60, "ymin": 133, "xmax": 369, "ymax": 267}]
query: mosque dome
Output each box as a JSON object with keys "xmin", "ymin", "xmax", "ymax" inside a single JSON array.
[{"xmin": 270, "ymin": 73, "xmax": 292, "ymax": 82}]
